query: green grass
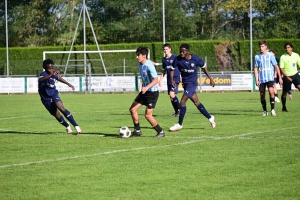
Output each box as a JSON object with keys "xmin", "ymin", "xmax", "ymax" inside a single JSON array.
[{"xmin": 0, "ymin": 91, "xmax": 299, "ymax": 200}]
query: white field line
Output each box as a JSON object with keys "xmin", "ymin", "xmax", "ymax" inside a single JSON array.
[
  {"xmin": 0, "ymin": 126, "xmax": 298, "ymax": 169},
  {"xmin": 0, "ymin": 115, "xmax": 36, "ymax": 121}
]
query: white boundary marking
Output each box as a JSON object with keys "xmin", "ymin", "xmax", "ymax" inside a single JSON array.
[{"xmin": 0, "ymin": 126, "xmax": 298, "ymax": 169}]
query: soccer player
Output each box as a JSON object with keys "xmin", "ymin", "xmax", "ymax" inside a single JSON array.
[
  {"xmin": 38, "ymin": 59, "xmax": 82, "ymax": 134},
  {"xmin": 157, "ymin": 44, "xmax": 181, "ymax": 117},
  {"xmin": 169, "ymin": 43, "xmax": 216, "ymax": 132},
  {"xmin": 269, "ymin": 49, "xmax": 281, "ymax": 103},
  {"xmin": 129, "ymin": 46, "xmax": 165, "ymax": 138},
  {"xmin": 279, "ymin": 42, "xmax": 300, "ymax": 112},
  {"xmin": 254, "ymin": 40, "xmax": 283, "ymax": 116}
]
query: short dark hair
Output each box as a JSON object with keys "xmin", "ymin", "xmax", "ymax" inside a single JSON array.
[
  {"xmin": 284, "ymin": 42, "xmax": 293, "ymax": 49},
  {"xmin": 136, "ymin": 46, "xmax": 149, "ymax": 58},
  {"xmin": 259, "ymin": 40, "xmax": 267, "ymax": 46},
  {"xmin": 43, "ymin": 59, "xmax": 54, "ymax": 69},
  {"xmin": 162, "ymin": 43, "xmax": 172, "ymax": 49},
  {"xmin": 180, "ymin": 43, "xmax": 189, "ymax": 50}
]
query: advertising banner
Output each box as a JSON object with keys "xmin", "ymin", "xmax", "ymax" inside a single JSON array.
[{"xmin": 0, "ymin": 78, "xmax": 24, "ymax": 93}]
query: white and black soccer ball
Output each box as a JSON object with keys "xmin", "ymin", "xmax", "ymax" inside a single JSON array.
[{"xmin": 119, "ymin": 126, "xmax": 132, "ymax": 138}]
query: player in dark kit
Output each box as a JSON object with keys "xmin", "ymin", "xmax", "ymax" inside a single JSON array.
[
  {"xmin": 158, "ymin": 44, "xmax": 181, "ymax": 116},
  {"xmin": 169, "ymin": 44, "xmax": 216, "ymax": 132},
  {"xmin": 38, "ymin": 59, "xmax": 82, "ymax": 134}
]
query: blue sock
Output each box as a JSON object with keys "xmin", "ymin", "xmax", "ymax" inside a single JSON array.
[
  {"xmin": 178, "ymin": 106, "xmax": 186, "ymax": 125},
  {"xmin": 171, "ymin": 96, "xmax": 180, "ymax": 113},
  {"xmin": 62, "ymin": 109, "xmax": 78, "ymax": 127},
  {"xmin": 56, "ymin": 116, "xmax": 69, "ymax": 127},
  {"xmin": 197, "ymin": 103, "xmax": 211, "ymax": 119}
]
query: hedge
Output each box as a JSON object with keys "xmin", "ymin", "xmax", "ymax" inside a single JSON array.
[{"xmin": 1, "ymin": 39, "xmax": 299, "ymax": 76}]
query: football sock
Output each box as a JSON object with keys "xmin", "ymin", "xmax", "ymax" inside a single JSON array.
[
  {"xmin": 281, "ymin": 96, "xmax": 286, "ymax": 108},
  {"xmin": 153, "ymin": 124, "xmax": 163, "ymax": 133},
  {"xmin": 261, "ymin": 100, "xmax": 267, "ymax": 111},
  {"xmin": 171, "ymin": 96, "xmax": 180, "ymax": 113},
  {"xmin": 197, "ymin": 103, "xmax": 211, "ymax": 119},
  {"xmin": 57, "ymin": 116, "xmax": 69, "ymax": 127},
  {"xmin": 270, "ymin": 98, "xmax": 275, "ymax": 110},
  {"xmin": 275, "ymin": 93, "xmax": 278, "ymax": 97},
  {"xmin": 134, "ymin": 123, "xmax": 140, "ymax": 131},
  {"xmin": 178, "ymin": 106, "xmax": 186, "ymax": 125},
  {"xmin": 62, "ymin": 109, "xmax": 78, "ymax": 127}
]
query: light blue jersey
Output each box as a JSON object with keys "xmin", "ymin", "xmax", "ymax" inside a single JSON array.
[
  {"xmin": 139, "ymin": 60, "xmax": 159, "ymax": 92},
  {"xmin": 254, "ymin": 52, "xmax": 278, "ymax": 83}
]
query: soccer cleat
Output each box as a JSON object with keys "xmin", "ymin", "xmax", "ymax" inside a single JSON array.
[
  {"xmin": 132, "ymin": 130, "xmax": 142, "ymax": 136},
  {"xmin": 289, "ymin": 93, "xmax": 293, "ymax": 100},
  {"xmin": 271, "ymin": 109, "xmax": 276, "ymax": 116},
  {"xmin": 75, "ymin": 126, "xmax": 82, "ymax": 134},
  {"xmin": 66, "ymin": 125, "xmax": 72, "ymax": 134},
  {"xmin": 275, "ymin": 97, "xmax": 280, "ymax": 103},
  {"xmin": 209, "ymin": 115, "xmax": 216, "ymax": 128},
  {"xmin": 262, "ymin": 111, "xmax": 268, "ymax": 116},
  {"xmin": 169, "ymin": 123, "xmax": 183, "ymax": 132},
  {"xmin": 282, "ymin": 107, "xmax": 288, "ymax": 112},
  {"xmin": 172, "ymin": 112, "xmax": 180, "ymax": 117},
  {"xmin": 154, "ymin": 131, "xmax": 165, "ymax": 138}
]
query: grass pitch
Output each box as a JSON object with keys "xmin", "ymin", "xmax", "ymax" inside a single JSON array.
[{"xmin": 0, "ymin": 91, "xmax": 299, "ymax": 199}]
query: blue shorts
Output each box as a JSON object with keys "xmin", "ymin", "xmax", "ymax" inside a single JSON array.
[
  {"xmin": 183, "ymin": 83, "xmax": 197, "ymax": 98},
  {"xmin": 41, "ymin": 95, "xmax": 62, "ymax": 115},
  {"xmin": 167, "ymin": 83, "xmax": 179, "ymax": 95}
]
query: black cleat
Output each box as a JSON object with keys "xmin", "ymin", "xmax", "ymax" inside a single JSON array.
[
  {"xmin": 282, "ymin": 108, "xmax": 288, "ymax": 112},
  {"xmin": 172, "ymin": 112, "xmax": 180, "ymax": 117},
  {"xmin": 132, "ymin": 130, "xmax": 142, "ymax": 136},
  {"xmin": 154, "ymin": 131, "xmax": 165, "ymax": 138}
]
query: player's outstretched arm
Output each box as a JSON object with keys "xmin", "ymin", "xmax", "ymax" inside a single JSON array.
[
  {"xmin": 58, "ymin": 77, "xmax": 75, "ymax": 91},
  {"xmin": 201, "ymin": 67, "xmax": 215, "ymax": 87}
]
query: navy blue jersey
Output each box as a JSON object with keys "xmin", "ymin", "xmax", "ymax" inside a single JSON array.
[
  {"xmin": 38, "ymin": 71, "xmax": 59, "ymax": 101},
  {"xmin": 172, "ymin": 54, "xmax": 206, "ymax": 86},
  {"xmin": 162, "ymin": 54, "xmax": 180, "ymax": 84}
]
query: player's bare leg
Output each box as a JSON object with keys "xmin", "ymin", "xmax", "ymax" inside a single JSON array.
[{"xmin": 129, "ymin": 101, "xmax": 143, "ymax": 136}]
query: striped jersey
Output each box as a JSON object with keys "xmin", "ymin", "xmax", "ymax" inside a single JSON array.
[
  {"xmin": 139, "ymin": 60, "xmax": 159, "ymax": 92},
  {"xmin": 254, "ymin": 52, "xmax": 277, "ymax": 83}
]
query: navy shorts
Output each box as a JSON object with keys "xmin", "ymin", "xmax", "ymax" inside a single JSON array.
[
  {"xmin": 134, "ymin": 91, "xmax": 159, "ymax": 109},
  {"xmin": 41, "ymin": 95, "xmax": 62, "ymax": 115},
  {"xmin": 259, "ymin": 81, "xmax": 274, "ymax": 92},
  {"xmin": 167, "ymin": 83, "xmax": 179, "ymax": 95},
  {"xmin": 282, "ymin": 73, "xmax": 300, "ymax": 92},
  {"xmin": 182, "ymin": 83, "xmax": 197, "ymax": 98}
]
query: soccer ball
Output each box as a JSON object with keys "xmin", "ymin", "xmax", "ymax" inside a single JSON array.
[{"xmin": 119, "ymin": 126, "xmax": 132, "ymax": 138}]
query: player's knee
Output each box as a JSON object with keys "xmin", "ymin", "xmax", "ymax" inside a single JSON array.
[{"xmin": 144, "ymin": 113, "xmax": 152, "ymax": 120}]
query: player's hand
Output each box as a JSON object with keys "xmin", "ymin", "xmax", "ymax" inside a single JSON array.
[
  {"xmin": 210, "ymin": 78, "xmax": 215, "ymax": 87},
  {"xmin": 279, "ymin": 78, "xmax": 283, "ymax": 86},
  {"xmin": 158, "ymin": 81, "xmax": 162, "ymax": 87},
  {"xmin": 171, "ymin": 80, "xmax": 176, "ymax": 88},
  {"xmin": 256, "ymin": 80, "xmax": 260, "ymax": 87},
  {"xmin": 69, "ymin": 84, "xmax": 75, "ymax": 91},
  {"xmin": 287, "ymin": 77, "xmax": 292, "ymax": 82},
  {"xmin": 141, "ymin": 87, "xmax": 147, "ymax": 94},
  {"xmin": 54, "ymin": 69, "xmax": 61, "ymax": 75}
]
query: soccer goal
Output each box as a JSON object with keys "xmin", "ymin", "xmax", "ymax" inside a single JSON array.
[{"xmin": 43, "ymin": 49, "xmax": 137, "ymax": 77}]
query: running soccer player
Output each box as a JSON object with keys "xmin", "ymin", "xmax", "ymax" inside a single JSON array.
[
  {"xmin": 169, "ymin": 43, "xmax": 216, "ymax": 132},
  {"xmin": 157, "ymin": 43, "xmax": 181, "ymax": 117},
  {"xmin": 38, "ymin": 59, "xmax": 82, "ymax": 134},
  {"xmin": 279, "ymin": 42, "xmax": 300, "ymax": 112},
  {"xmin": 254, "ymin": 40, "xmax": 282, "ymax": 116},
  {"xmin": 129, "ymin": 46, "xmax": 165, "ymax": 138}
]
